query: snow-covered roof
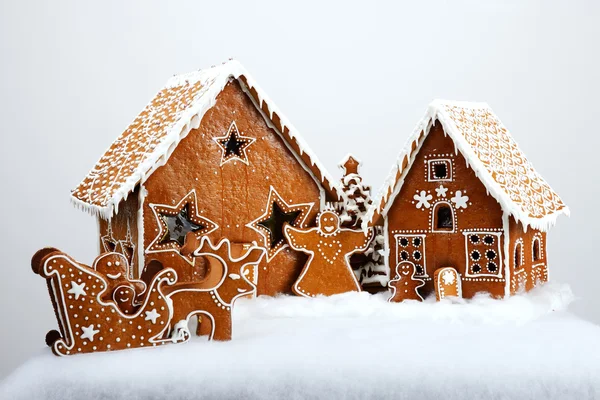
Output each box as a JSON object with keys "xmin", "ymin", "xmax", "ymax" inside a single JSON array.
[
  {"xmin": 364, "ymin": 100, "xmax": 569, "ymax": 232},
  {"xmin": 72, "ymin": 60, "xmax": 339, "ymax": 219}
]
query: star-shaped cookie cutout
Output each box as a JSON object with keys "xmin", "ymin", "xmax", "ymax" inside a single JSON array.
[
  {"xmin": 146, "ymin": 189, "xmax": 218, "ymax": 266},
  {"xmin": 213, "ymin": 121, "xmax": 256, "ymax": 165},
  {"xmin": 247, "ymin": 187, "xmax": 314, "ymax": 261}
]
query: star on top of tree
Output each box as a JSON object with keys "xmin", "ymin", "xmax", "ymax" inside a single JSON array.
[
  {"xmin": 213, "ymin": 121, "xmax": 256, "ymax": 165},
  {"xmin": 146, "ymin": 189, "xmax": 219, "ymax": 266},
  {"xmin": 247, "ymin": 187, "xmax": 314, "ymax": 261}
]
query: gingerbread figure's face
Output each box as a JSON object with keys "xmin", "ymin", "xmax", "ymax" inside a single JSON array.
[
  {"xmin": 397, "ymin": 262, "xmax": 415, "ymax": 278},
  {"xmin": 220, "ymin": 265, "xmax": 256, "ymax": 305},
  {"xmin": 318, "ymin": 211, "xmax": 339, "ymax": 234},
  {"xmin": 95, "ymin": 253, "xmax": 128, "ymax": 282}
]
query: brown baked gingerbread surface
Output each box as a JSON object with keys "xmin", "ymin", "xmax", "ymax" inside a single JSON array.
[{"xmin": 285, "ymin": 210, "xmax": 373, "ymax": 297}]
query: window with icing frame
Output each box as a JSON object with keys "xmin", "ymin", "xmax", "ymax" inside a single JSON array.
[
  {"xmin": 432, "ymin": 202, "xmax": 455, "ymax": 232},
  {"xmin": 463, "ymin": 231, "xmax": 503, "ymax": 277},
  {"xmin": 427, "ymin": 159, "xmax": 453, "ymax": 182},
  {"xmin": 394, "ymin": 234, "xmax": 427, "ymax": 277}
]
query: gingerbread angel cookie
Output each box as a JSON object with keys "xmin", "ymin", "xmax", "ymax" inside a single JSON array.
[
  {"xmin": 284, "ymin": 210, "xmax": 373, "ymax": 297},
  {"xmin": 433, "ymin": 267, "xmax": 462, "ymax": 300},
  {"xmin": 388, "ymin": 261, "xmax": 425, "ymax": 302}
]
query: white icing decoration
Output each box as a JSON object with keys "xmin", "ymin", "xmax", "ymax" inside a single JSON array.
[
  {"xmin": 144, "ymin": 309, "xmax": 161, "ymax": 324},
  {"xmin": 80, "ymin": 324, "xmax": 100, "ymax": 342},
  {"xmin": 67, "ymin": 281, "xmax": 87, "ymax": 300}
]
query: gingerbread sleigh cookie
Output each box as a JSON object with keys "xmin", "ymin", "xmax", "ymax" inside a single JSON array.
[
  {"xmin": 284, "ymin": 210, "xmax": 373, "ymax": 297},
  {"xmin": 32, "ymin": 248, "xmax": 180, "ymax": 356},
  {"xmin": 167, "ymin": 236, "xmax": 265, "ymax": 341},
  {"xmin": 388, "ymin": 261, "xmax": 425, "ymax": 302}
]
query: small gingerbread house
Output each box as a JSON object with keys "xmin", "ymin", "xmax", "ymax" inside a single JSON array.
[
  {"xmin": 364, "ymin": 100, "xmax": 568, "ymax": 298},
  {"xmin": 71, "ymin": 60, "xmax": 339, "ymax": 296}
]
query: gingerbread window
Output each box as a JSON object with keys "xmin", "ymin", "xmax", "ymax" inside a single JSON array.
[
  {"xmin": 427, "ymin": 159, "xmax": 453, "ymax": 182},
  {"xmin": 463, "ymin": 231, "xmax": 503, "ymax": 277},
  {"xmin": 532, "ymin": 234, "xmax": 543, "ymax": 262},
  {"xmin": 514, "ymin": 239, "xmax": 523, "ymax": 269},
  {"xmin": 395, "ymin": 234, "xmax": 427, "ymax": 277},
  {"xmin": 432, "ymin": 202, "xmax": 455, "ymax": 233}
]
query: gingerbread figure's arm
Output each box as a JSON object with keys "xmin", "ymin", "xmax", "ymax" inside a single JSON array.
[
  {"xmin": 342, "ymin": 228, "xmax": 374, "ymax": 254},
  {"xmin": 283, "ymin": 224, "xmax": 313, "ymax": 253}
]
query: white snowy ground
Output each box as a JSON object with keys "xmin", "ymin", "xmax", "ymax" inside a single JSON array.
[{"xmin": 2, "ymin": 283, "xmax": 600, "ymax": 400}]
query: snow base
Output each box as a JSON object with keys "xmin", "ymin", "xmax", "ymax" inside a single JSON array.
[{"xmin": 2, "ymin": 283, "xmax": 599, "ymax": 400}]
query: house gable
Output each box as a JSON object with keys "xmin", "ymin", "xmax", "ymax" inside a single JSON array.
[
  {"xmin": 71, "ymin": 60, "xmax": 338, "ymax": 220},
  {"xmin": 366, "ymin": 100, "xmax": 568, "ymax": 232},
  {"xmin": 138, "ymin": 80, "xmax": 323, "ymax": 295}
]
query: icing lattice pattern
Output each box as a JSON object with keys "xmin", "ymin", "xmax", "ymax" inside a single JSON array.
[
  {"xmin": 442, "ymin": 104, "xmax": 566, "ymax": 220},
  {"xmin": 72, "ymin": 80, "xmax": 208, "ymax": 209}
]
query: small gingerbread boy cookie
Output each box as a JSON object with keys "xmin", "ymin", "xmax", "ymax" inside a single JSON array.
[
  {"xmin": 93, "ymin": 252, "xmax": 147, "ymax": 315},
  {"xmin": 433, "ymin": 267, "xmax": 462, "ymax": 300},
  {"xmin": 284, "ymin": 210, "xmax": 373, "ymax": 297},
  {"xmin": 388, "ymin": 261, "xmax": 425, "ymax": 302}
]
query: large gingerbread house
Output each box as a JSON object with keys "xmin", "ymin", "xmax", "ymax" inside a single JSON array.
[
  {"xmin": 363, "ymin": 100, "xmax": 569, "ymax": 298},
  {"xmin": 71, "ymin": 60, "xmax": 339, "ymax": 296}
]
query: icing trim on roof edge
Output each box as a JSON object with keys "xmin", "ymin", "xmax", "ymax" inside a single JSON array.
[
  {"xmin": 71, "ymin": 60, "xmax": 340, "ymax": 219},
  {"xmin": 363, "ymin": 99, "xmax": 569, "ymax": 233}
]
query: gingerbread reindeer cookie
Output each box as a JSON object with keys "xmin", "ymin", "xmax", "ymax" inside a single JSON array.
[
  {"xmin": 167, "ymin": 237, "xmax": 265, "ymax": 341},
  {"xmin": 32, "ymin": 248, "xmax": 181, "ymax": 356},
  {"xmin": 433, "ymin": 267, "xmax": 462, "ymax": 300},
  {"xmin": 388, "ymin": 261, "xmax": 425, "ymax": 302},
  {"xmin": 284, "ymin": 210, "xmax": 373, "ymax": 298}
]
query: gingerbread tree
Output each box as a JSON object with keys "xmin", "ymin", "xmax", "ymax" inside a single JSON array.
[{"xmin": 335, "ymin": 154, "xmax": 387, "ymax": 290}]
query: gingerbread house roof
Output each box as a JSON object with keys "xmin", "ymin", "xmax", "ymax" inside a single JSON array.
[
  {"xmin": 364, "ymin": 100, "xmax": 569, "ymax": 232},
  {"xmin": 71, "ymin": 60, "xmax": 339, "ymax": 219}
]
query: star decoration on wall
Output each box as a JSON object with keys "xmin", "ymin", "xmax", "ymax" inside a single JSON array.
[
  {"xmin": 435, "ymin": 185, "xmax": 448, "ymax": 198},
  {"xmin": 146, "ymin": 190, "xmax": 219, "ymax": 266},
  {"xmin": 247, "ymin": 187, "xmax": 314, "ymax": 261},
  {"xmin": 213, "ymin": 121, "xmax": 256, "ymax": 165}
]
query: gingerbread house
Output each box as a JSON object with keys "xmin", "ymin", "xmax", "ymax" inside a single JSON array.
[
  {"xmin": 363, "ymin": 100, "xmax": 568, "ymax": 298},
  {"xmin": 71, "ymin": 60, "xmax": 339, "ymax": 296}
]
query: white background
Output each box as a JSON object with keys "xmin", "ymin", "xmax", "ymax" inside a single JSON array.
[{"xmin": 0, "ymin": 0, "xmax": 598, "ymax": 379}]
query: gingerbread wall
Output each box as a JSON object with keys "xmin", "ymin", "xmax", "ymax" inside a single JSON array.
[
  {"xmin": 508, "ymin": 217, "xmax": 547, "ymax": 294},
  {"xmin": 139, "ymin": 80, "xmax": 323, "ymax": 295},
  {"xmin": 385, "ymin": 123, "xmax": 507, "ymax": 298},
  {"xmin": 97, "ymin": 187, "xmax": 139, "ymax": 278}
]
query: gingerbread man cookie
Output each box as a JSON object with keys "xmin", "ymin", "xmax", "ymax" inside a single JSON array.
[
  {"xmin": 433, "ymin": 267, "xmax": 462, "ymax": 300},
  {"xmin": 388, "ymin": 261, "xmax": 425, "ymax": 302},
  {"xmin": 284, "ymin": 210, "xmax": 373, "ymax": 297},
  {"xmin": 92, "ymin": 252, "xmax": 147, "ymax": 314},
  {"xmin": 32, "ymin": 248, "xmax": 181, "ymax": 356},
  {"xmin": 167, "ymin": 237, "xmax": 264, "ymax": 341}
]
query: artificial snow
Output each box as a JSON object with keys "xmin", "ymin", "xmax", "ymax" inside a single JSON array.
[{"xmin": 2, "ymin": 283, "xmax": 599, "ymax": 400}]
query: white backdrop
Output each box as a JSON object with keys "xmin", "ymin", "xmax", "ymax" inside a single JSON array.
[{"xmin": 1, "ymin": 0, "xmax": 598, "ymax": 379}]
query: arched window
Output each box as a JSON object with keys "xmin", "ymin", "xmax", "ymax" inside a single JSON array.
[
  {"xmin": 514, "ymin": 241, "xmax": 523, "ymax": 269},
  {"xmin": 532, "ymin": 238, "xmax": 540, "ymax": 261},
  {"xmin": 432, "ymin": 202, "xmax": 454, "ymax": 232},
  {"xmin": 532, "ymin": 235, "xmax": 543, "ymax": 262}
]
